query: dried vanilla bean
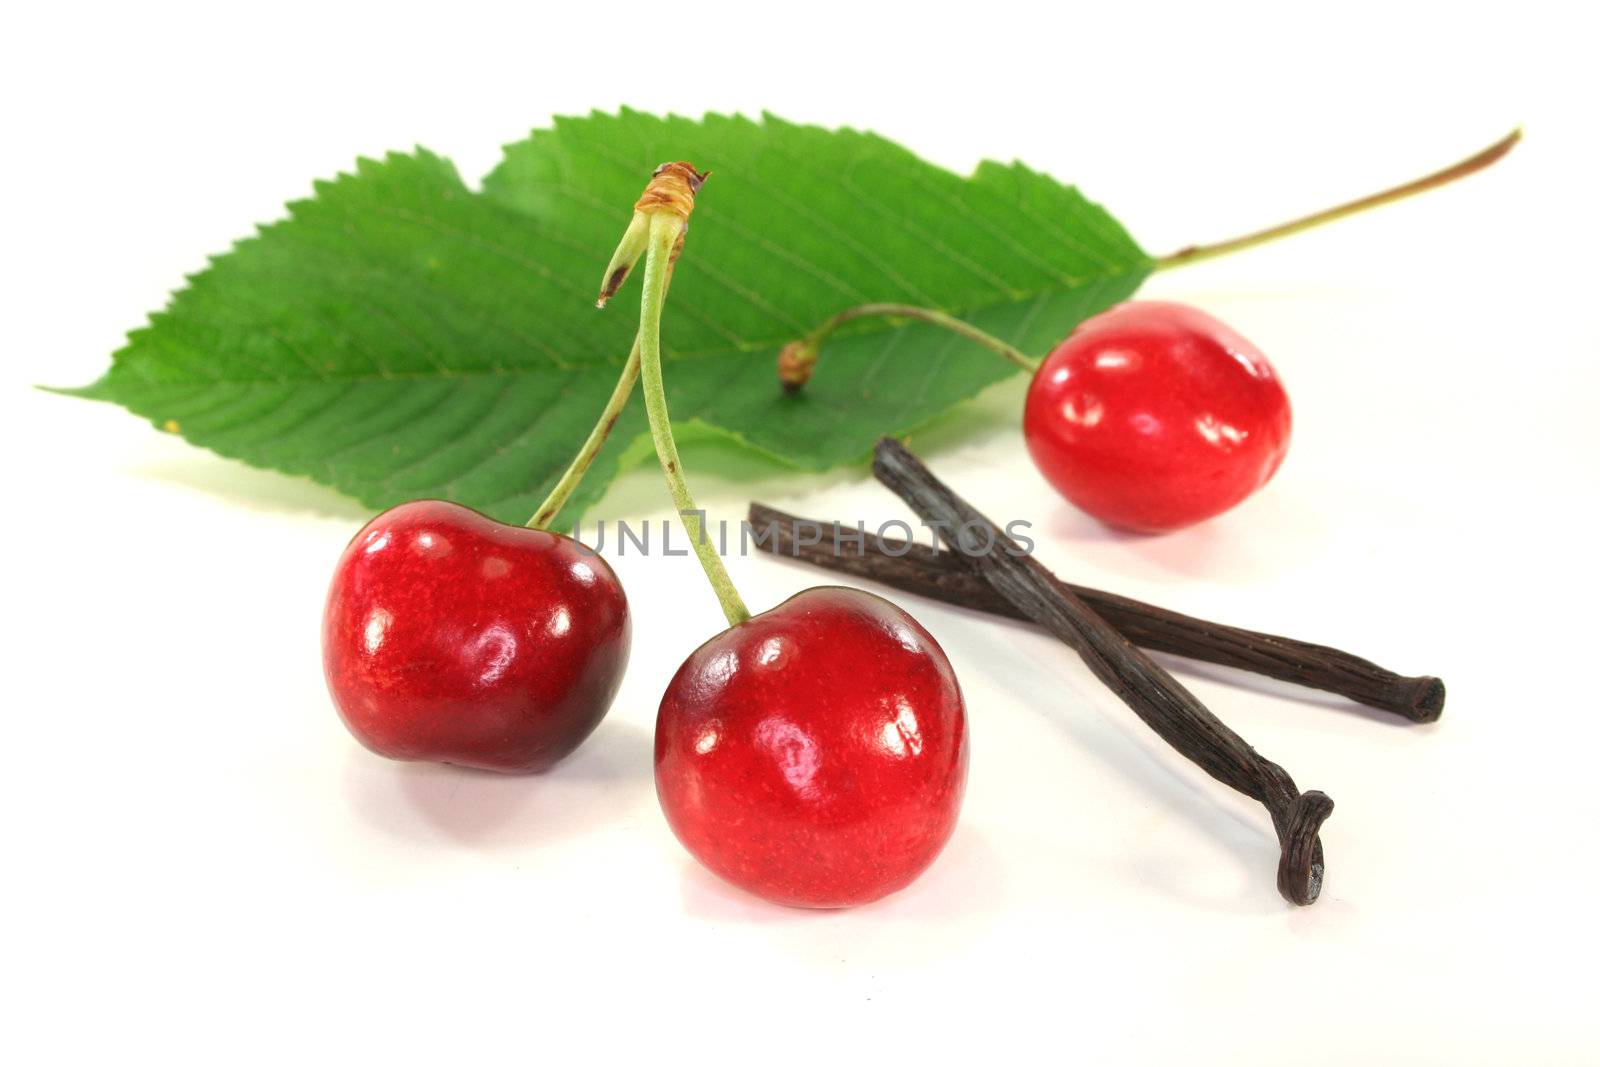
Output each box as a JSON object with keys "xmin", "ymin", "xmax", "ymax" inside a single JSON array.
[
  {"xmin": 871, "ymin": 438, "xmax": 1334, "ymax": 906},
  {"xmin": 745, "ymin": 502, "xmax": 1443, "ymax": 722}
]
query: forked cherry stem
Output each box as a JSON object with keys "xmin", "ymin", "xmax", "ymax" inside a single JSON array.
[
  {"xmin": 531, "ymin": 165, "xmax": 750, "ymax": 626},
  {"xmin": 528, "ymin": 159, "xmax": 710, "ymax": 532},
  {"xmin": 780, "ymin": 129, "xmax": 1520, "ymax": 392},
  {"xmin": 577, "ymin": 163, "xmax": 750, "ymax": 625},
  {"xmin": 526, "ymin": 165, "xmax": 697, "ymax": 531}
]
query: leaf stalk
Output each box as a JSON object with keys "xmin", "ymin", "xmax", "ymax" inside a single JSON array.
[{"xmin": 1154, "ymin": 128, "xmax": 1522, "ymax": 270}]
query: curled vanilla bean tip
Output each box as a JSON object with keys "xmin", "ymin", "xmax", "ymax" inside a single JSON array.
[{"xmin": 1276, "ymin": 791, "xmax": 1335, "ymax": 905}]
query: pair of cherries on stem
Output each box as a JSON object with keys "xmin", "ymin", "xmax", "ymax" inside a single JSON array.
[{"xmin": 324, "ymin": 164, "xmax": 968, "ymax": 908}]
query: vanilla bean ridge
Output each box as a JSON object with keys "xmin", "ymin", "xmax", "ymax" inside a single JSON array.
[
  {"xmin": 870, "ymin": 438, "xmax": 1334, "ymax": 906},
  {"xmin": 745, "ymin": 502, "xmax": 1443, "ymax": 723}
]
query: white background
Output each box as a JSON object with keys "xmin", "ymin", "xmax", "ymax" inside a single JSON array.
[{"xmin": 5, "ymin": 2, "xmax": 1597, "ymax": 1063}]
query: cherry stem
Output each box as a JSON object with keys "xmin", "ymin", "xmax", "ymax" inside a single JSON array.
[
  {"xmin": 1154, "ymin": 128, "xmax": 1522, "ymax": 270},
  {"xmin": 638, "ymin": 213, "xmax": 751, "ymax": 627},
  {"xmin": 806, "ymin": 304, "xmax": 1037, "ymax": 371},
  {"xmin": 527, "ymin": 336, "xmax": 641, "ymax": 530}
]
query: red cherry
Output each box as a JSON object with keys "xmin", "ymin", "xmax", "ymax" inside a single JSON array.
[
  {"xmin": 654, "ymin": 587, "xmax": 969, "ymax": 908},
  {"xmin": 322, "ymin": 500, "xmax": 630, "ymax": 773},
  {"xmin": 1022, "ymin": 301, "xmax": 1292, "ymax": 533}
]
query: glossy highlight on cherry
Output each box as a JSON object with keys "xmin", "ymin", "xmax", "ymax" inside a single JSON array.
[
  {"xmin": 323, "ymin": 500, "xmax": 630, "ymax": 773},
  {"xmin": 655, "ymin": 587, "xmax": 970, "ymax": 908}
]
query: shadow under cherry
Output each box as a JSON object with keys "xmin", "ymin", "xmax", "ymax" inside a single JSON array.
[{"xmin": 342, "ymin": 717, "xmax": 657, "ymax": 849}]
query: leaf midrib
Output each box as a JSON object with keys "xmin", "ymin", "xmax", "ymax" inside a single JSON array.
[{"xmin": 106, "ymin": 261, "xmax": 1153, "ymax": 391}]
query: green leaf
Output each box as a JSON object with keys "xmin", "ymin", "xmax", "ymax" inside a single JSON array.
[{"xmin": 65, "ymin": 110, "xmax": 1153, "ymax": 527}]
